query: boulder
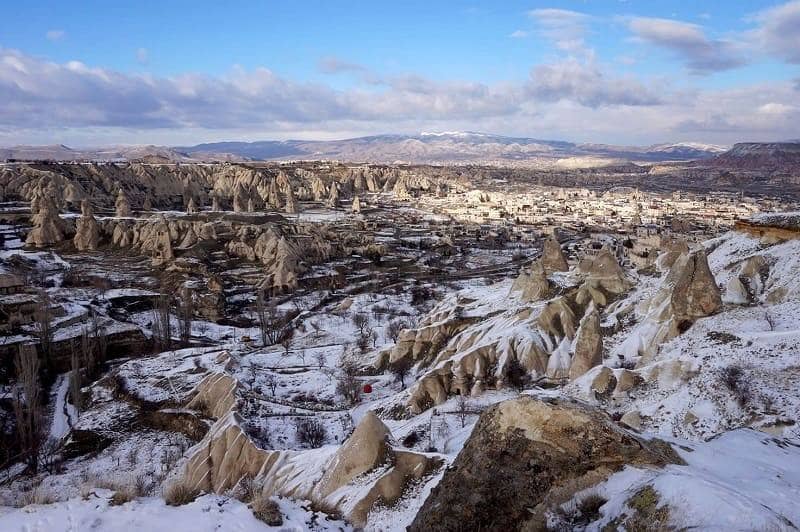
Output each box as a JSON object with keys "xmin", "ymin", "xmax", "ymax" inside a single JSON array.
[
  {"xmin": 410, "ymin": 396, "xmax": 682, "ymax": 532},
  {"xmin": 512, "ymin": 260, "xmax": 553, "ymax": 302}
]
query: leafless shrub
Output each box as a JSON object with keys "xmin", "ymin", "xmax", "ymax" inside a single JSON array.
[
  {"xmin": 234, "ymin": 474, "xmax": 258, "ymax": 503},
  {"xmin": 295, "ymin": 417, "xmax": 327, "ymax": 448},
  {"xmin": 314, "ymin": 351, "xmax": 326, "ymax": 368},
  {"xmin": 549, "ymin": 491, "xmax": 607, "ymax": 530},
  {"xmin": 110, "ymin": 485, "xmax": 137, "ymax": 506}
]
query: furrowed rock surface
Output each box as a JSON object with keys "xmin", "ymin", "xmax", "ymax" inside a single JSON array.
[{"xmin": 410, "ymin": 396, "xmax": 681, "ymax": 532}]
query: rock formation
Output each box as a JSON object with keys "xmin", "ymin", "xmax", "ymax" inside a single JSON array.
[
  {"xmin": 284, "ymin": 186, "xmax": 298, "ymax": 214},
  {"xmin": 26, "ymin": 195, "xmax": 65, "ymax": 247},
  {"xmin": 115, "ymin": 189, "xmax": 132, "ymax": 217},
  {"xmin": 542, "ymin": 237, "xmax": 568, "ymax": 272},
  {"xmin": 568, "ymin": 306, "xmax": 603, "ymax": 380},
  {"xmin": 186, "ymin": 197, "xmax": 198, "ymax": 214},
  {"xmin": 352, "ymin": 195, "xmax": 361, "ymax": 214},
  {"xmin": 511, "ymin": 260, "xmax": 553, "ymax": 302},
  {"xmin": 326, "ymin": 183, "xmax": 340, "ymax": 208},
  {"xmin": 73, "ymin": 200, "xmax": 101, "ymax": 251},
  {"xmin": 410, "ymin": 396, "xmax": 681, "ymax": 532}
]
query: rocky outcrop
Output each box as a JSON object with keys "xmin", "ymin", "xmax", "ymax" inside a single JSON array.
[
  {"xmin": 115, "ymin": 189, "xmax": 132, "ymax": 217},
  {"xmin": 511, "ymin": 260, "xmax": 553, "ymax": 302},
  {"xmin": 669, "ymin": 249, "xmax": 722, "ymax": 325},
  {"xmin": 410, "ymin": 396, "xmax": 682, "ymax": 532},
  {"xmin": 326, "ymin": 182, "xmax": 340, "ymax": 208},
  {"xmin": 352, "ymin": 195, "xmax": 361, "ymax": 214},
  {"xmin": 26, "ymin": 195, "xmax": 65, "ymax": 247},
  {"xmin": 568, "ymin": 306, "xmax": 603, "ymax": 380},
  {"xmin": 542, "ymin": 237, "xmax": 568, "ymax": 272},
  {"xmin": 73, "ymin": 199, "xmax": 101, "ymax": 251}
]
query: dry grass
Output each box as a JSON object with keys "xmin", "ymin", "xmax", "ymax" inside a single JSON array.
[
  {"xmin": 163, "ymin": 480, "xmax": 201, "ymax": 506},
  {"xmin": 17, "ymin": 485, "xmax": 60, "ymax": 507},
  {"xmin": 252, "ymin": 496, "xmax": 283, "ymax": 526}
]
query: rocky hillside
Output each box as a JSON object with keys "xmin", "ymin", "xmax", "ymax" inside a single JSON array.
[{"xmin": 708, "ymin": 142, "xmax": 800, "ymax": 172}]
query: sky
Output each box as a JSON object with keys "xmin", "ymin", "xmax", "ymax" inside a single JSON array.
[{"xmin": 0, "ymin": 0, "xmax": 799, "ymax": 147}]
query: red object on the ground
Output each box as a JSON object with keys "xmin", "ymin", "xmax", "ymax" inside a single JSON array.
[{"xmin": 363, "ymin": 384, "xmax": 373, "ymax": 394}]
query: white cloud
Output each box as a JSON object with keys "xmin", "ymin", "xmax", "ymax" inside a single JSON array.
[
  {"xmin": 45, "ymin": 30, "xmax": 65, "ymax": 42},
  {"xmin": 0, "ymin": 47, "xmax": 797, "ymax": 145},
  {"xmin": 626, "ymin": 17, "xmax": 745, "ymax": 73},
  {"xmin": 509, "ymin": 30, "xmax": 529, "ymax": 39},
  {"xmin": 528, "ymin": 8, "xmax": 591, "ymax": 54},
  {"xmin": 136, "ymin": 48, "xmax": 149, "ymax": 65},
  {"xmin": 750, "ymin": 0, "xmax": 800, "ymax": 64}
]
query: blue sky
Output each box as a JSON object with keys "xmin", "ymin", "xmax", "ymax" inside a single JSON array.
[{"xmin": 0, "ymin": 1, "xmax": 798, "ymax": 146}]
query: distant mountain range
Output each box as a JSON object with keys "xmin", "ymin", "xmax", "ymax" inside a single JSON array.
[
  {"xmin": 4, "ymin": 132, "xmax": 794, "ymax": 168},
  {"xmin": 179, "ymin": 132, "xmax": 729, "ymax": 164}
]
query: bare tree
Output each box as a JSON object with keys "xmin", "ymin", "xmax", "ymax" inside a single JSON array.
[
  {"xmin": 34, "ymin": 289, "xmax": 54, "ymax": 377},
  {"xmin": 280, "ymin": 333, "xmax": 293, "ymax": 358},
  {"xmin": 295, "ymin": 418, "xmax": 326, "ymax": 448},
  {"xmin": 351, "ymin": 312, "xmax": 370, "ymax": 337},
  {"xmin": 386, "ymin": 319, "xmax": 408, "ymax": 344},
  {"xmin": 298, "ymin": 348, "xmax": 307, "ymax": 364},
  {"xmin": 455, "ymin": 395, "xmax": 471, "ymax": 428},
  {"xmin": 389, "ymin": 357, "xmax": 413, "ymax": 389},
  {"xmin": 13, "ymin": 345, "xmax": 44, "ymax": 473},
  {"xmin": 765, "ymin": 311, "xmax": 776, "ymax": 332},
  {"xmin": 336, "ymin": 359, "xmax": 362, "ymax": 405},
  {"xmin": 151, "ymin": 294, "xmax": 172, "ymax": 351},
  {"xmin": 314, "ymin": 351, "xmax": 326, "ymax": 369},
  {"xmin": 69, "ymin": 342, "xmax": 82, "ymax": 414},
  {"xmin": 256, "ymin": 291, "xmax": 288, "ymax": 346},
  {"xmin": 265, "ymin": 374, "xmax": 278, "ymax": 397},
  {"xmin": 177, "ymin": 287, "xmax": 193, "ymax": 347},
  {"xmin": 88, "ymin": 309, "xmax": 107, "ymax": 377}
]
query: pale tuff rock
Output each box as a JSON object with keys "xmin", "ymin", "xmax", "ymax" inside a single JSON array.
[
  {"xmin": 310, "ymin": 176, "xmax": 326, "ymax": 201},
  {"xmin": 578, "ymin": 247, "xmax": 630, "ymax": 296},
  {"xmin": 186, "ymin": 197, "xmax": 198, "ymax": 214},
  {"xmin": 142, "ymin": 194, "xmax": 153, "ymax": 211},
  {"xmin": 590, "ymin": 366, "xmax": 617, "ymax": 397},
  {"xmin": 352, "ymin": 195, "xmax": 361, "ymax": 214},
  {"xmin": 725, "ymin": 255, "xmax": 768, "ymax": 304},
  {"xmin": 537, "ymin": 297, "xmax": 577, "ymax": 340},
  {"xmin": 284, "ymin": 186, "xmax": 298, "ymax": 214},
  {"xmin": 186, "ymin": 372, "xmax": 238, "ymax": 419},
  {"xmin": 111, "ymin": 222, "xmax": 133, "ymax": 248},
  {"xmin": 658, "ymin": 235, "xmax": 690, "ymax": 270},
  {"xmin": 511, "ymin": 260, "xmax": 553, "ymax": 302},
  {"xmin": 181, "ymin": 389, "xmax": 438, "ymax": 528},
  {"xmin": 135, "ymin": 215, "xmax": 174, "ymax": 266},
  {"xmin": 568, "ymin": 306, "xmax": 603, "ymax": 381},
  {"xmin": 247, "ymin": 197, "xmax": 256, "ymax": 212},
  {"xmin": 211, "ymin": 192, "xmax": 221, "ymax": 211},
  {"xmin": 26, "ymin": 195, "xmax": 65, "ymax": 247},
  {"xmin": 326, "ymin": 182, "xmax": 340, "ymax": 208},
  {"xmin": 410, "ymin": 396, "xmax": 681, "ymax": 532},
  {"xmin": 615, "ymin": 249, "xmax": 721, "ymax": 365},
  {"xmin": 669, "ymin": 249, "xmax": 722, "ymax": 324},
  {"xmin": 115, "ymin": 189, "xmax": 132, "ymax": 217},
  {"xmin": 542, "ymin": 237, "xmax": 568, "ymax": 272},
  {"xmin": 620, "ymin": 410, "xmax": 643, "ymax": 431},
  {"xmin": 233, "ymin": 185, "xmax": 249, "ymax": 212},
  {"xmin": 312, "ymin": 411, "xmax": 389, "ymax": 500},
  {"xmin": 73, "ymin": 200, "xmax": 101, "ymax": 251}
]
